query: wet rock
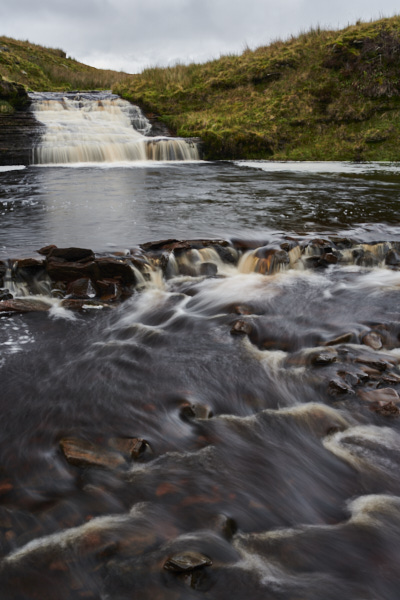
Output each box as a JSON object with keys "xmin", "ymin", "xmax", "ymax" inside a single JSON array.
[
  {"xmin": 320, "ymin": 252, "xmax": 338, "ymax": 266},
  {"xmin": 382, "ymin": 372, "xmax": 400, "ymax": 385},
  {"xmin": 66, "ymin": 278, "xmax": 97, "ymax": 299},
  {"xmin": 355, "ymin": 356, "xmax": 389, "ymax": 371},
  {"xmin": 324, "ymin": 332, "xmax": 353, "ymax": 346},
  {"xmin": 230, "ymin": 319, "xmax": 253, "ymax": 336},
  {"xmin": 200, "ymin": 262, "xmax": 218, "ymax": 277},
  {"xmin": 37, "ymin": 244, "xmax": 57, "ymax": 256},
  {"xmin": 180, "ymin": 403, "xmax": 213, "ymax": 420},
  {"xmin": 41, "ymin": 246, "xmax": 95, "ymax": 263},
  {"xmin": 59, "ymin": 438, "xmax": 126, "ymax": 469},
  {"xmin": 14, "ymin": 258, "xmax": 44, "ymax": 271},
  {"xmin": 0, "ymin": 260, "xmax": 6, "ymax": 285},
  {"xmin": 306, "ymin": 253, "xmax": 338, "ymax": 269},
  {"xmin": 164, "ymin": 551, "xmax": 212, "ymax": 572},
  {"xmin": 46, "ymin": 259, "xmax": 99, "ymax": 283},
  {"xmin": 328, "ymin": 378, "xmax": 354, "ymax": 395},
  {"xmin": 95, "ymin": 279, "xmax": 122, "ymax": 302},
  {"xmin": 141, "ymin": 238, "xmax": 229, "ymax": 253},
  {"xmin": 359, "ymin": 387, "xmax": 400, "ymax": 404},
  {"xmin": 0, "ymin": 289, "xmax": 13, "ymax": 301},
  {"xmin": 311, "ymin": 351, "xmax": 337, "ymax": 366},
  {"xmin": 95, "ymin": 257, "xmax": 136, "ymax": 286},
  {"xmin": 362, "ymin": 331, "xmax": 383, "ymax": 351},
  {"xmin": 0, "ymin": 298, "xmax": 50, "ymax": 313},
  {"xmin": 108, "ymin": 437, "xmax": 152, "ymax": 459},
  {"xmin": 385, "ymin": 249, "xmax": 400, "ymax": 266},
  {"xmin": 370, "ymin": 401, "xmax": 400, "ymax": 417}
]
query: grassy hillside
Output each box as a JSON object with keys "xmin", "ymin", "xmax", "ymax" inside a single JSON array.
[
  {"xmin": 0, "ymin": 37, "xmax": 125, "ymax": 113},
  {"xmin": 114, "ymin": 16, "xmax": 400, "ymax": 161}
]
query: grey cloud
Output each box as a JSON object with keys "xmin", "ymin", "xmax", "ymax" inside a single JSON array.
[{"xmin": 1, "ymin": 0, "xmax": 399, "ymax": 73}]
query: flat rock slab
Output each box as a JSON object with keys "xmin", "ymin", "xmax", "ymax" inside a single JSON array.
[
  {"xmin": 0, "ymin": 298, "xmax": 51, "ymax": 313},
  {"xmin": 60, "ymin": 438, "xmax": 127, "ymax": 470},
  {"xmin": 164, "ymin": 551, "xmax": 212, "ymax": 572}
]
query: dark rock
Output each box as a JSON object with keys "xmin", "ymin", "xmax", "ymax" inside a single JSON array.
[
  {"xmin": 46, "ymin": 259, "xmax": 99, "ymax": 283},
  {"xmin": 385, "ymin": 249, "xmax": 400, "ymax": 266},
  {"xmin": 323, "ymin": 332, "xmax": 353, "ymax": 346},
  {"xmin": 66, "ymin": 278, "xmax": 97, "ymax": 299},
  {"xmin": 59, "ymin": 438, "xmax": 126, "ymax": 469},
  {"xmin": 14, "ymin": 258, "xmax": 44, "ymax": 270},
  {"xmin": 230, "ymin": 319, "xmax": 253, "ymax": 336},
  {"xmin": 141, "ymin": 239, "xmax": 229, "ymax": 253},
  {"xmin": 200, "ymin": 262, "xmax": 218, "ymax": 277},
  {"xmin": 164, "ymin": 551, "xmax": 212, "ymax": 572},
  {"xmin": 0, "ymin": 260, "xmax": 6, "ymax": 274},
  {"xmin": 311, "ymin": 351, "xmax": 337, "ymax": 366},
  {"xmin": 44, "ymin": 246, "xmax": 95, "ymax": 263},
  {"xmin": 95, "ymin": 258, "xmax": 136, "ymax": 286},
  {"xmin": 382, "ymin": 372, "xmax": 400, "ymax": 385},
  {"xmin": 0, "ymin": 289, "xmax": 13, "ymax": 301},
  {"xmin": 96, "ymin": 278, "xmax": 122, "ymax": 302},
  {"xmin": 0, "ymin": 298, "xmax": 50, "ymax": 313},
  {"xmin": 355, "ymin": 356, "xmax": 389, "ymax": 371},
  {"xmin": 328, "ymin": 378, "xmax": 353, "ymax": 395},
  {"xmin": 37, "ymin": 245, "xmax": 57, "ymax": 256}
]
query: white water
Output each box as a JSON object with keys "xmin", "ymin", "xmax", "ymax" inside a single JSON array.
[{"xmin": 29, "ymin": 92, "xmax": 200, "ymax": 164}]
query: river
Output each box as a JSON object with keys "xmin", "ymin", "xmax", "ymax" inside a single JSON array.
[{"xmin": 1, "ymin": 94, "xmax": 400, "ymax": 599}]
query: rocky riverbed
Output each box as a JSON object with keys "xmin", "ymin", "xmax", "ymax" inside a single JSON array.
[{"xmin": 2, "ymin": 235, "xmax": 400, "ymax": 599}]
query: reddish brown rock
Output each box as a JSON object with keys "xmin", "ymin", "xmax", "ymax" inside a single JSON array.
[
  {"xmin": 95, "ymin": 258, "xmax": 136, "ymax": 285},
  {"xmin": 59, "ymin": 438, "xmax": 126, "ymax": 469},
  {"xmin": 96, "ymin": 279, "xmax": 122, "ymax": 301},
  {"xmin": 44, "ymin": 247, "xmax": 95, "ymax": 263},
  {"xmin": 46, "ymin": 259, "xmax": 99, "ymax": 283},
  {"xmin": 66, "ymin": 278, "xmax": 97, "ymax": 299},
  {"xmin": 0, "ymin": 299, "xmax": 50, "ymax": 313},
  {"xmin": 14, "ymin": 258, "xmax": 44, "ymax": 270},
  {"xmin": 108, "ymin": 437, "xmax": 152, "ymax": 459}
]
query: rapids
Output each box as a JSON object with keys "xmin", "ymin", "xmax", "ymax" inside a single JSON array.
[{"xmin": 0, "ymin": 101, "xmax": 400, "ymax": 598}]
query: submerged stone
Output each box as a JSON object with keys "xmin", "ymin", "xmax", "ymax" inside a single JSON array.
[
  {"xmin": 358, "ymin": 387, "xmax": 400, "ymax": 404},
  {"xmin": 230, "ymin": 319, "xmax": 253, "ymax": 336},
  {"xmin": 108, "ymin": 437, "xmax": 152, "ymax": 459},
  {"xmin": 59, "ymin": 438, "xmax": 126, "ymax": 469},
  {"xmin": 362, "ymin": 331, "xmax": 383, "ymax": 350},
  {"xmin": 164, "ymin": 551, "xmax": 212, "ymax": 572}
]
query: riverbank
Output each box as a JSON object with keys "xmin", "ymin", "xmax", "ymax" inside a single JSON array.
[{"xmin": 114, "ymin": 16, "xmax": 400, "ymax": 161}]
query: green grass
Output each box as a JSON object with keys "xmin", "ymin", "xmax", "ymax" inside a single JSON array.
[
  {"xmin": 0, "ymin": 37, "xmax": 126, "ymax": 111},
  {"xmin": 113, "ymin": 16, "xmax": 400, "ymax": 160}
]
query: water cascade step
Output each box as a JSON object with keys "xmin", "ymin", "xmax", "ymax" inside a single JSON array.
[{"xmin": 29, "ymin": 91, "xmax": 200, "ymax": 164}]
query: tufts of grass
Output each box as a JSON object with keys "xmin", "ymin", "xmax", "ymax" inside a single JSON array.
[{"xmin": 114, "ymin": 15, "xmax": 400, "ymax": 160}]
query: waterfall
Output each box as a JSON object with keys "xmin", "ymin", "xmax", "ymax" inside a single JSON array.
[{"xmin": 29, "ymin": 92, "xmax": 200, "ymax": 164}]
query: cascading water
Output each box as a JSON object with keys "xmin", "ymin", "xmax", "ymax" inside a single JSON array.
[{"xmin": 29, "ymin": 91, "xmax": 200, "ymax": 164}]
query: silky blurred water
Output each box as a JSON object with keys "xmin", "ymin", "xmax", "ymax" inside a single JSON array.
[{"xmin": 1, "ymin": 160, "xmax": 400, "ymax": 599}]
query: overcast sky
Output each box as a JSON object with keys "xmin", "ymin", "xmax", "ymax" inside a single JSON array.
[{"xmin": 1, "ymin": 0, "xmax": 399, "ymax": 73}]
